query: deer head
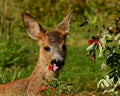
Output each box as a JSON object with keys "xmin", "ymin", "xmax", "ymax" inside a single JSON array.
[{"xmin": 22, "ymin": 10, "xmax": 74, "ymax": 72}]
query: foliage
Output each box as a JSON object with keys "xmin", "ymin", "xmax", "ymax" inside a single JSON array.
[
  {"xmin": 39, "ymin": 79, "xmax": 74, "ymax": 96},
  {"xmin": 86, "ymin": 16, "xmax": 120, "ymax": 95}
]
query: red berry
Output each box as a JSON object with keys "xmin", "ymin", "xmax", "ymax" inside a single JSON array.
[
  {"xmin": 48, "ymin": 64, "xmax": 53, "ymax": 70},
  {"xmin": 88, "ymin": 40, "xmax": 94, "ymax": 45}
]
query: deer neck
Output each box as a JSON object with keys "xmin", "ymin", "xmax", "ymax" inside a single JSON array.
[
  {"xmin": 26, "ymin": 51, "xmax": 57, "ymax": 95},
  {"xmin": 29, "ymin": 50, "xmax": 56, "ymax": 81}
]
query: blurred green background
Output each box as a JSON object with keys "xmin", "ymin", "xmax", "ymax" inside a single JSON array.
[{"xmin": 0, "ymin": 0, "xmax": 120, "ymax": 95}]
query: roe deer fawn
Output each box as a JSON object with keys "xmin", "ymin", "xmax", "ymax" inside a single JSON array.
[{"xmin": 0, "ymin": 10, "xmax": 74, "ymax": 96}]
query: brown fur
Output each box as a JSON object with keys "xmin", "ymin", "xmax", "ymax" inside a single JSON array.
[{"xmin": 0, "ymin": 10, "xmax": 74, "ymax": 96}]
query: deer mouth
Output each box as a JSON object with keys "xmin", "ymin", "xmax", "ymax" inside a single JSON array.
[{"xmin": 48, "ymin": 60, "xmax": 64, "ymax": 71}]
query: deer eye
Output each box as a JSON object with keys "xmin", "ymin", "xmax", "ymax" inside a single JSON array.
[
  {"xmin": 44, "ymin": 46, "xmax": 50, "ymax": 52},
  {"xmin": 62, "ymin": 44, "xmax": 66, "ymax": 51}
]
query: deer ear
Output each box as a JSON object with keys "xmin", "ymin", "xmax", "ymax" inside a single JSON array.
[
  {"xmin": 57, "ymin": 9, "xmax": 74, "ymax": 33},
  {"xmin": 22, "ymin": 13, "xmax": 46, "ymax": 40}
]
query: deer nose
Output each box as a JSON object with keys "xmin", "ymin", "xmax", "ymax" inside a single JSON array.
[
  {"xmin": 51, "ymin": 58, "xmax": 64, "ymax": 66},
  {"xmin": 52, "ymin": 59, "xmax": 63, "ymax": 65}
]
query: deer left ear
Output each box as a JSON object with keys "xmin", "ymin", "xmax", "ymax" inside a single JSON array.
[
  {"xmin": 57, "ymin": 9, "xmax": 74, "ymax": 34},
  {"xmin": 22, "ymin": 13, "xmax": 46, "ymax": 40}
]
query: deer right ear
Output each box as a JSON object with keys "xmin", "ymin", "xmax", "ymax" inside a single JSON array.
[
  {"xmin": 22, "ymin": 13, "xmax": 46, "ymax": 40},
  {"xmin": 57, "ymin": 9, "xmax": 74, "ymax": 34}
]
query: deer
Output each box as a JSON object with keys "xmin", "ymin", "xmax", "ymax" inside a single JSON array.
[{"xmin": 0, "ymin": 10, "xmax": 74, "ymax": 96}]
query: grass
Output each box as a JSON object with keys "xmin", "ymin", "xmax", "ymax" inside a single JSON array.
[
  {"xmin": 60, "ymin": 46, "xmax": 103, "ymax": 91},
  {"xmin": 0, "ymin": 0, "xmax": 120, "ymax": 95}
]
